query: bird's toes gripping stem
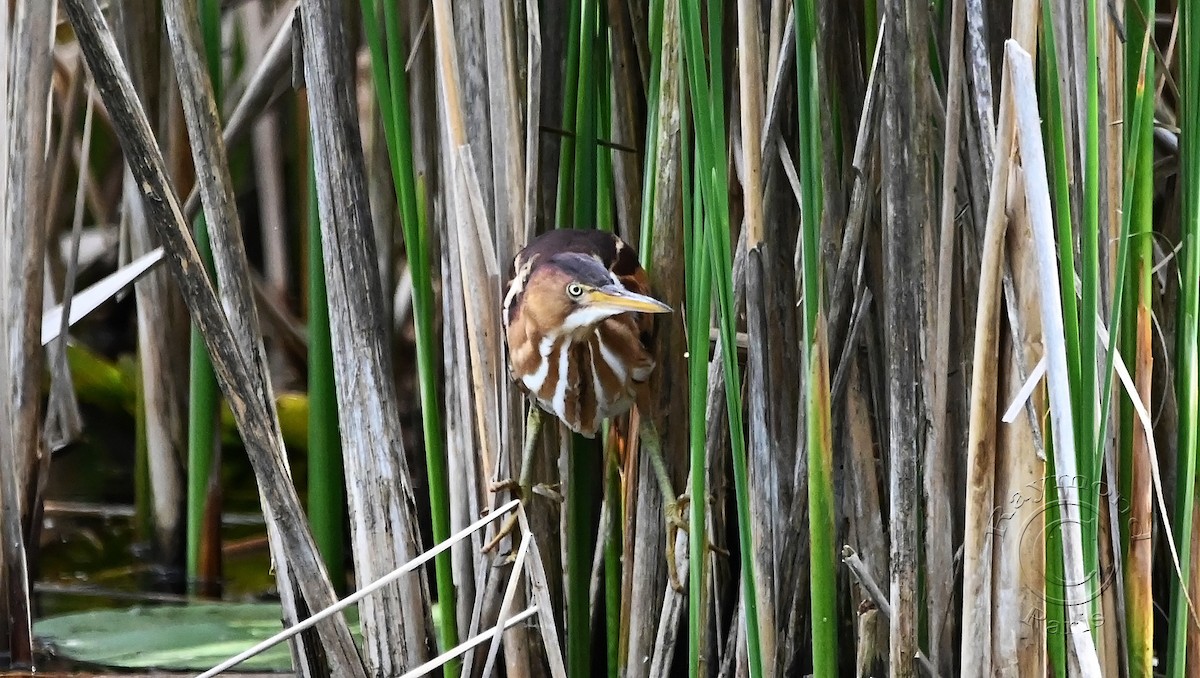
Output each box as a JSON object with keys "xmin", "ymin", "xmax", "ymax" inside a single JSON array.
[
  {"xmin": 639, "ymin": 418, "xmax": 689, "ymax": 592},
  {"xmin": 660, "ymin": 493, "xmax": 728, "ymax": 590},
  {"xmin": 488, "ymin": 478, "xmax": 521, "ymax": 494},
  {"xmin": 666, "ymin": 493, "xmax": 691, "ymax": 531},
  {"xmin": 481, "ymin": 406, "xmax": 544, "ymax": 554},
  {"xmin": 481, "ymin": 512, "xmax": 520, "ymax": 555},
  {"xmin": 663, "ymin": 494, "xmax": 688, "ymax": 591},
  {"xmin": 532, "ymin": 482, "xmax": 563, "ymax": 502},
  {"xmin": 664, "ymin": 507, "xmax": 686, "ymax": 593},
  {"xmin": 482, "ymin": 477, "xmax": 533, "ymax": 554}
]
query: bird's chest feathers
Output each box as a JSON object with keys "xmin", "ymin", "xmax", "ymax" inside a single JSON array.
[{"xmin": 517, "ymin": 318, "xmax": 652, "ymax": 436}]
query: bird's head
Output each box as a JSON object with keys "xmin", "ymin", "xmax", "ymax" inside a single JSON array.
[{"xmin": 521, "ymin": 252, "xmax": 672, "ymax": 337}]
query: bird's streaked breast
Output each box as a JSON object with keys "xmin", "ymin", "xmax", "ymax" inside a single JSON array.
[
  {"xmin": 550, "ymin": 337, "xmax": 573, "ymax": 418},
  {"xmin": 517, "ymin": 316, "xmax": 651, "ymax": 437},
  {"xmin": 593, "ymin": 329, "xmax": 628, "ymax": 387},
  {"xmin": 518, "ymin": 334, "xmax": 556, "ymax": 395}
]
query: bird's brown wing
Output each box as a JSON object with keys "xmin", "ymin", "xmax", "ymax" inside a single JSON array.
[{"xmin": 601, "ymin": 236, "xmax": 657, "ymax": 354}]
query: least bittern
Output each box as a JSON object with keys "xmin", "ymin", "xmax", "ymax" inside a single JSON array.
[{"xmin": 487, "ymin": 229, "xmax": 684, "ymax": 574}]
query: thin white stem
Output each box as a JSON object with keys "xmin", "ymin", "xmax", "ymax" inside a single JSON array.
[
  {"xmin": 399, "ymin": 607, "xmax": 539, "ymax": 678},
  {"xmin": 1008, "ymin": 39, "xmax": 1102, "ymax": 675},
  {"xmin": 480, "ymin": 525, "xmax": 532, "ymax": 675},
  {"xmin": 194, "ymin": 499, "xmax": 520, "ymax": 678}
]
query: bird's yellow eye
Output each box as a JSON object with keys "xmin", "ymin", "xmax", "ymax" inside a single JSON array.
[{"xmin": 567, "ymin": 283, "xmax": 584, "ymax": 298}]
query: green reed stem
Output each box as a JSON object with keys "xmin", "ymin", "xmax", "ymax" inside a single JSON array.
[
  {"xmin": 1044, "ymin": 435, "xmax": 1068, "ymax": 674},
  {"xmin": 682, "ymin": 123, "xmax": 711, "ymax": 678},
  {"xmin": 679, "ymin": 0, "xmax": 762, "ymax": 673},
  {"xmin": 1079, "ymin": 0, "xmax": 1101, "ymax": 599},
  {"xmin": 795, "ymin": 0, "xmax": 836, "ymax": 673},
  {"xmin": 1119, "ymin": 2, "xmax": 1155, "ymax": 671},
  {"xmin": 637, "ymin": 0, "xmax": 667, "ymax": 260},
  {"xmin": 360, "ymin": 0, "xmax": 459, "ymax": 666},
  {"xmin": 1167, "ymin": 3, "xmax": 1200, "ymax": 673},
  {"xmin": 306, "ymin": 148, "xmax": 344, "ymax": 590},
  {"xmin": 572, "ymin": 0, "xmax": 600, "ymax": 228},
  {"xmin": 604, "ymin": 432, "xmax": 621, "ymax": 678},
  {"xmin": 1038, "ymin": 1, "xmax": 1082, "ymax": 425},
  {"xmin": 556, "ymin": 0, "xmax": 585, "ymax": 226},
  {"xmin": 186, "ymin": 0, "xmax": 223, "ymax": 592}
]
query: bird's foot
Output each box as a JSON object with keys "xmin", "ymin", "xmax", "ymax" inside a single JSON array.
[
  {"xmin": 662, "ymin": 494, "xmax": 733, "ymax": 590},
  {"xmin": 488, "ymin": 478, "xmax": 520, "ymax": 494},
  {"xmin": 708, "ymin": 540, "xmax": 731, "ymax": 558},
  {"xmin": 666, "ymin": 538, "xmax": 684, "ymax": 593},
  {"xmin": 532, "ymin": 482, "xmax": 563, "ymax": 503},
  {"xmin": 666, "ymin": 493, "xmax": 690, "ymax": 531},
  {"xmin": 667, "ymin": 528, "xmax": 686, "ymax": 592},
  {"xmin": 664, "ymin": 495, "xmax": 689, "ymax": 592},
  {"xmin": 482, "ymin": 476, "xmax": 535, "ymax": 554},
  {"xmin": 481, "ymin": 512, "xmax": 520, "ymax": 554}
]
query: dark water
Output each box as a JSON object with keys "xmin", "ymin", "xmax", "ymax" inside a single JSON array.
[{"xmin": 35, "ymin": 400, "xmax": 281, "ymax": 620}]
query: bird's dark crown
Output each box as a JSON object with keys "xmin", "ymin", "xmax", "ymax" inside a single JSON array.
[{"xmin": 542, "ymin": 252, "xmax": 616, "ymax": 289}]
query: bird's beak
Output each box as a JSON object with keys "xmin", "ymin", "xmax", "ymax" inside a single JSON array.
[{"xmin": 588, "ymin": 286, "xmax": 673, "ymax": 314}]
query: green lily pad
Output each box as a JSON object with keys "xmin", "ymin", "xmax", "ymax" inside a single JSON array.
[{"xmin": 35, "ymin": 602, "xmax": 361, "ymax": 672}]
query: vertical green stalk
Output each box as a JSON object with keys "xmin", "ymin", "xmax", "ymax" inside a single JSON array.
[
  {"xmin": 186, "ymin": 0, "xmax": 223, "ymax": 591},
  {"xmin": 705, "ymin": 191, "xmax": 759, "ymax": 678},
  {"xmin": 795, "ymin": 0, "xmax": 836, "ymax": 673},
  {"xmin": 596, "ymin": 29, "xmax": 614, "ymax": 233},
  {"xmin": 1120, "ymin": 3, "xmax": 1155, "ymax": 671},
  {"xmin": 560, "ymin": 4, "xmax": 606, "ymax": 674},
  {"xmin": 1168, "ymin": 2, "xmax": 1200, "ymax": 673},
  {"xmin": 185, "ymin": 207, "xmax": 220, "ymax": 587},
  {"xmin": 134, "ymin": 361, "xmax": 152, "ymax": 543},
  {"xmin": 360, "ymin": 0, "xmax": 459, "ymax": 667},
  {"xmin": 1079, "ymin": 0, "xmax": 1101, "ymax": 596},
  {"xmin": 1038, "ymin": 14, "xmax": 1082, "ymax": 673},
  {"xmin": 1096, "ymin": 7, "xmax": 1154, "ymax": 502},
  {"xmin": 683, "ymin": 134, "xmax": 711, "ymax": 678},
  {"xmin": 1044, "ymin": 437, "xmax": 1067, "ymax": 675},
  {"xmin": 199, "ymin": 0, "xmax": 221, "ymax": 97},
  {"xmin": 679, "ymin": 0, "xmax": 762, "ymax": 674},
  {"xmin": 412, "ymin": 172, "xmax": 456, "ymax": 664},
  {"xmin": 864, "ymin": 0, "xmax": 878, "ymax": 64},
  {"xmin": 306, "ymin": 150, "xmax": 344, "ymax": 589},
  {"xmin": 185, "ymin": 261, "xmax": 219, "ymax": 590},
  {"xmin": 603, "ymin": 431, "xmax": 621, "ymax": 678},
  {"xmin": 567, "ymin": 433, "xmax": 600, "ymax": 678},
  {"xmin": 681, "ymin": 103, "xmax": 705, "ymax": 672},
  {"xmin": 572, "ymin": 0, "xmax": 600, "ymax": 228},
  {"xmin": 1038, "ymin": 0, "xmax": 1082, "ymax": 421},
  {"xmin": 1088, "ymin": 24, "xmax": 1154, "ymax": 659},
  {"xmin": 556, "ymin": 0, "xmax": 585, "ymax": 226},
  {"xmin": 637, "ymin": 0, "xmax": 667, "ymax": 258}
]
